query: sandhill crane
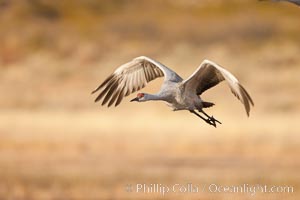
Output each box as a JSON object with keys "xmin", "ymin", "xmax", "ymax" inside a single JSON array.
[
  {"xmin": 259, "ymin": 0, "xmax": 300, "ymax": 6},
  {"xmin": 92, "ymin": 56, "xmax": 254, "ymax": 127}
]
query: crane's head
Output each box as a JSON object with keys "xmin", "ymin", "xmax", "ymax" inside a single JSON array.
[{"xmin": 130, "ymin": 93, "xmax": 145, "ymax": 102}]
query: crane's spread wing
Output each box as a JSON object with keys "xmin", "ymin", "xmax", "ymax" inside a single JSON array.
[
  {"xmin": 182, "ymin": 60, "xmax": 254, "ymax": 116},
  {"xmin": 92, "ymin": 56, "xmax": 180, "ymax": 107}
]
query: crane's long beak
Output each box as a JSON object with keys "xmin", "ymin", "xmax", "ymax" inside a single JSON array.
[{"xmin": 130, "ymin": 97, "xmax": 139, "ymax": 102}]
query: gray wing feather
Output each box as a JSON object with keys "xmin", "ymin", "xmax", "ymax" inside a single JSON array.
[{"xmin": 183, "ymin": 60, "xmax": 254, "ymax": 116}]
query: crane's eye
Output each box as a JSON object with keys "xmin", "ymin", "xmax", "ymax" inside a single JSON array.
[{"xmin": 137, "ymin": 93, "xmax": 144, "ymax": 98}]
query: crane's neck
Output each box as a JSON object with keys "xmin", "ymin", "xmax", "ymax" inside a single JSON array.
[{"xmin": 143, "ymin": 93, "xmax": 163, "ymax": 101}]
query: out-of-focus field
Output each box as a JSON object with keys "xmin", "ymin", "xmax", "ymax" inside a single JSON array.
[{"xmin": 0, "ymin": 0, "xmax": 300, "ymax": 199}]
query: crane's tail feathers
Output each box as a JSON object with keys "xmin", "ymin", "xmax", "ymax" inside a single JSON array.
[{"xmin": 202, "ymin": 101, "xmax": 215, "ymax": 108}]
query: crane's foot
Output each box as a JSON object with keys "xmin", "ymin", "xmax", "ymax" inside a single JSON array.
[
  {"xmin": 190, "ymin": 110, "xmax": 222, "ymax": 128},
  {"xmin": 204, "ymin": 118, "xmax": 216, "ymax": 127},
  {"xmin": 207, "ymin": 115, "xmax": 222, "ymax": 128},
  {"xmin": 200, "ymin": 110, "xmax": 222, "ymax": 128}
]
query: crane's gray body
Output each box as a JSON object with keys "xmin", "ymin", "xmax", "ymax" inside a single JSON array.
[{"xmin": 157, "ymin": 80, "xmax": 202, "ymax": 111}]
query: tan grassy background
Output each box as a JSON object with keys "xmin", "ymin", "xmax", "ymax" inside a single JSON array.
[{"xmin": 0, "ymin": 0, "xmax": 300, "ymax": 199}]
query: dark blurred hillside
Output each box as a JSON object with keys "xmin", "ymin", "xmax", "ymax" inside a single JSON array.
[{"xmin": 1, "ymin": 0, "xmax": 300, "ymax": 65}]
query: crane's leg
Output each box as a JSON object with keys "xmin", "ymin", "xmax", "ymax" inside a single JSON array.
[
  {"xmin": 189, "ymin": 110, "xmax": 217, "ymax": 127},
  {"xmin": 199, "ymin": 110, "xmax": 222, "ymax": 126}
]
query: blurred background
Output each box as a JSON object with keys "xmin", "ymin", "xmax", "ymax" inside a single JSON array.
[{"xmin": 0, "ymin": 0, "xmax": 300, "ymax": 199}]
